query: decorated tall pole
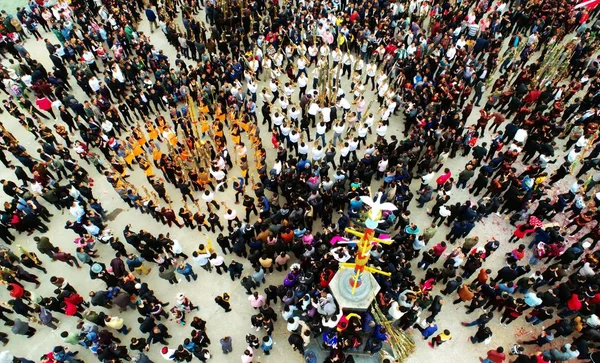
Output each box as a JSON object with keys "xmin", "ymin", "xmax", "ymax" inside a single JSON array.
[{"xmin": 330, "ymin": 192, "xmax": 396, "ymax": 309}]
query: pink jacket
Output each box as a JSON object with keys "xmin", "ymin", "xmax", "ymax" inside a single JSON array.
[{"xmin": 248, "ymin": 294, "xmax": 265, "ymax": 308}]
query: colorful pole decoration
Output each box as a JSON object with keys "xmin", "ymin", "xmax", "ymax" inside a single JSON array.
[
  {"xmin": 574, "ymin": 0, "xmax": 600, "ymax": 9},
  {"xmin": 338, "ymin": 192, "xmax": 396, "ymax": 295}
]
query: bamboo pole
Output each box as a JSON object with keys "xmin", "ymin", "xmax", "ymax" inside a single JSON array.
[
  {"xmin": 371, "ymin": 303, "xmax": 415, "ymax": 362},
  {"xmin": 17, "ymin": 245, "xmax": 40, "ymax": 265}
]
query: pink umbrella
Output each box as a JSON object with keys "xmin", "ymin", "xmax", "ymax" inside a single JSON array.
[{"xmin": 529, "ymin": 216, "xmax": 543, "ymax": 228}]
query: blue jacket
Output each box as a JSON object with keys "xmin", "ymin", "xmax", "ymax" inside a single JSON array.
[
  {"xmin": 422, "ymin": 324, "xmax": 438, "ymax": 338},
  {"xmin": 145, "ymin": 8, "xmax": 156, "ymax": 21},
  {"xmin": 176, "ymin": 263, "xmax": 194, "ymax": 275},
  {"xmin": 373, "ymin": 325, "xmax": 388, "ymax": 341}
]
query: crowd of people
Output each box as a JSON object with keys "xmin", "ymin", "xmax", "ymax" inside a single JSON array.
[{"xmin": 0, "ymin": 0, "xmax": 599, "ymax": 361}]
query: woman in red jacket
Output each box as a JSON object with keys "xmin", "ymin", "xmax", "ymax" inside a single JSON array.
[
  {"xmin": 558, "ymin": 294, "xmax": 582, "ymax": 318},
  {"xmin": 319, "ymin": 268, "xmax": 334, "ymax": 288},
  {"xmin": 508, "ymin": 223, "xmax": 535, "ymax": 243},
  {"xmin": 35, "ymin": 96, "xmax": 56, "ymax": 118},
  {"xmin": 435, "ymin": 168, "xmax": 452, "ymax": 191},
  {"xmin": 7, "ymin": 283, "xmax": 24, "ymax": 298}
]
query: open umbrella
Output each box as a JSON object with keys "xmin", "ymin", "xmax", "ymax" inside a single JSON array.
[{"xmin": 528, "ymin": 216, "xmax": 543, "ymax": 228}]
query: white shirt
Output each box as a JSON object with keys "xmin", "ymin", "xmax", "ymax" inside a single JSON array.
[
  {"xmin": 297, "ymin": 58, "xmax": 306, "ymax": 70},
  {"xmin": 52, "ymin": 100, "xmax": 63, "ymax": 110},
  {"xmin": 378, "ymin": 83, "xmax": 389, "ymax": 96},
  {"xmin": 312, "ymin": 148, "xmax": 324, "ymax": 161},
  {"xmin": 587, "ymin": 314, "xmax": 600, "ymax": 328},
  {"xmin": 446, "ymin": 46, "xmax": 456, "ymax": 60},
  {"xmin": 272, "ymin": 114, "xmax": 284, "ymax": 127},
  {"xmin": 439, "ymin": 205, "xmax": 451, "ymax": 217},
  {"xmin": 209, "ymin": 255, "xmax": 225, "ymax": 266},
  {"xmin": 278, "ymin": 97, "xmax": 289, "ymax": 109},
  {"xmin": 316, "ymin": 124, "xmax": 326, "ymax": 135},
  {"xmin": 377, "ymin": 124, "xmax": 388, "ymax": 137},
  {"xmin": 83, "ymin": 223, "xmax": 100, "ymax": 235},
  {"xmin": 298, "ymin": 144, "xmax": 309, "ymax": 155},
  {"xmin": 171, "ymin": 239, "xmax": 183, "ymax": 254},
  {"xmin": 321, "ymin": 107, "xmax": 331, "ymax": 123},
  {"xmin": 272, "ymin": 160, "xmax": 282, "ymax": 175},
  {"xmin": 88, "ymin": 77, "xmax": 100, "ymax": 92},
  {"xmin": 333, "ymin": 124, "xmax": 345, "ymax": 134},
  {"xmin": 358, "ymin": 126, "xmax": 368, "ymax": 138},
  {"xmin": 289, "ymin": 132, "xmax": 300, "ymax": 143},
  {"xmin": 82, "ymin": 51, "xmax": 95, "ymax": 64},
  {"xmin": 284, "ymin": 86, "xmax": 294, "ymax": 97},
  {"xmin": 297, "ymin": 75, "xmax": 307, "ymax": 88},
  {"xmin": 348, "ymin": 140, "xmax": 359, "ymax": 151},
  {"xmin": 70, "ymin": 204, "xmax": 85, "ymax": 219},
  {"xmin": 338, "ymin": 98, "xmax": 351, "ymax": 110},
  {"xmin": 289, "ymin": 108, "xmax": 301, "ymax": 120},
  {"xmin": 388, "ymin": 301, "xmax": 405, "ymax": 320},
  {"xmin": 202, "ymin": 191, "xmax": 215, "ymax": 202},
  {"xmin": 343, "ymin": 53, "xmax": 354, "ymax": 65},
  {"xmin": 332, "ymin": 50, "xmax": 342, "ymax": 62},
  {"xmin": 378, "ymin": 159, "xmax": 389, "ymax": 172},
  {"xmin": 210, "ymin": 169, "xmax": 225, "ymax": 181},
  {"xmin": 224, "ymin": 209, "xmax": 237, "ymax": 220},
  {"xmin": 366, "ymin": 67, "xmax": 377, "ymax": 80},
  {"xmin": 101, "ymin": 120, "xmax": 113, "ymax": 132},
  {"xmin": 308, "ymin": 103, "xmax": 321, "ymax": 115},
  {"xmin": 422, "ymin": 172, "xmax": 435, "ymax": 184},
  {"xmin": 193, "ymin": 252, "xmax": 211, "ymax": 266},
  {"xmin": 514, "ymin": 129, "xmax": 528, "ymax": 143},
  {"xmin": 355, "ymin": 59, "xmax": 364, "ymax": 71},
  {"xmin": 319, "ymin": 45, "xmax": 330, "ymax": 57}
]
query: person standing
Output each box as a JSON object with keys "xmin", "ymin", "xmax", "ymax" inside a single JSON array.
[
  {"xmin": 33, "ymin": 235, "xmax": 58, "ymax": 258},
  {"xmin": 248, "ymin": 292, "xmax": 265, "ymax": 310},
  {"xmin": 176, "ymin": 262, "xmax": 198, "ymax": 282},
  {"xmin": 11, "ymin": 318, "xmax": 36, "ymax": 337},
  {"xmin": 209, "ymin": 253, "xmax": 228, "ymax": 275},
  {"xmin": 192, "ymin": 248, "xmax": 212, "ymax": 272},
  {"xmin": 261, "ymin": 335, "xmax": 273, "ymax": 355},
  {"xmin": 481, "ymin": 347, "xmax": 506, "ymax": 363},
  {"xmin": 159, "ymin": 264, "xmax": 179, "ymax": 285},
  {"xmin": 220, "ymin": 336, "xmax": 232, "ymax": 354},
  {"xmin": 457, "ymin": 165, "xmax": 475, "ymax": 189},
  {"xmin": 215, "ymin": 293, "xmax": 232, "ymax": 312},
  {"xmin": 242, "ymin": 196, "xmax": 258, "ymax": 223},
  {"xmin": 241, "ymin": 347, "xmax": 254, "ymax": 363},
  {"xmin": 145, "ymin": 6, "xmax": 158, "ymax": 33}
]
